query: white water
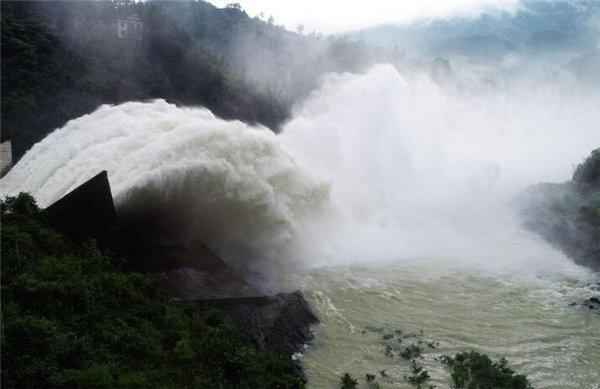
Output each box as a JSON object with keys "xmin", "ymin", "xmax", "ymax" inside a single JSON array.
[
  {"xmin": 280, "ymin": 65, "xmax": 600, "ymax": 272},
  {"xmin": 0, "ymin": 100, "xmax": 329, "ymax": 275},
  {"xmin": 2, "ymin": 64, "xmax": 600, "ymax": 276},
  {"xmin": 2, "ymin": 64, "xmax": 600, "ymax": 385}
]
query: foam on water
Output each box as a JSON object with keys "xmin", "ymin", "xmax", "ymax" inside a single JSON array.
[
  {"xmin": 0, "ymin": 100, "xmax": 329, "ymax": 274},
  {"xmin": 297, "ymin": 263, "xmax": 600, "ymax": 388},
  {"xmin": 2, "ymin": 65, "xmax": 600, "ymax": 279},
  {"xmin": 279, "ymin": 64, "xmax": 600, "ymax": 275}
]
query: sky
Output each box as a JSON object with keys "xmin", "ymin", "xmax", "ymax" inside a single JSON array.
[{"xmin": 210, "ymin": 0, "xmax": 521, "ymax": 34}]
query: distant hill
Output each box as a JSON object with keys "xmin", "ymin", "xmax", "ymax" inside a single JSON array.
[
  {"xmin": 351, "ymin": 0, "xmax": 600, "ymax": 61},
  {"xmin": 1, "ymin": 0, "xmax": 385, "ymax": 160}
]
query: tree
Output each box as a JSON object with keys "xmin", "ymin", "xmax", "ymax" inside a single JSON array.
[
  {"xmin": 340, "ymin": 373, "xmax": 358, "ymax": 389},
  {"xmin": 1, "ymin": 192, "xmax": 306, "ymax": 389}
]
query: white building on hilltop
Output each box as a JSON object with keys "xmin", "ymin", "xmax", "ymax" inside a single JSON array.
[{"xmin": 117, "ymin": 15, "xmax": 143, "ymax": 40}]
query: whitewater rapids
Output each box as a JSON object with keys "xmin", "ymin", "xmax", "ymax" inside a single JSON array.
[
  {"xmin": 2, "ymin": 64, "xmax": 600, "ymax": 387},
  {"xmin": 0, "ymin": 100, "xmax": 330, "ymax": 275},
  {"xmin": 2, "ymin": 64, "xmax": 600, "ymax": 276}
]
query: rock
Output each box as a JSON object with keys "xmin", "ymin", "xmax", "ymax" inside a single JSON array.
[
  {"xmin": 161, "ymin": 267, "xmax": 258, "ymax": 300},
  {"xmin": 569, "ymin": 293, "xmax": 600, "ymax": 313},
  {"xmin": 517, "ymin": 149, "xmax": 600, "ymax": 271},
  {"xmin": 184, "ymin": 291, "xmax": 319, "ymax": 381},
  {"xmin": 584, "ymin": 296, "xmax": 600, "ymax": 311},
  {"xmin": 517, "ymin": 181, "xmax": 600, "ymax": 271},
  {"xmin": 189, "ymin": 291, "xmax": 319, "ymax": 356}
]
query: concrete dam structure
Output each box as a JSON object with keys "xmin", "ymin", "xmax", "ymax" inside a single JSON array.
[{"xmin": 43, "ymin": 170, "xmax": 318, "ymax": 354}]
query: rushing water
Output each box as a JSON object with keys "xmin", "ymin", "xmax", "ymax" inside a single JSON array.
[
  {"xmin": 297, "ymin": 262, "xmax": 600, "ymax": 388},
  {"xmin": 2, "ymin": 64, "xmax": 600, "ymax": 387}
]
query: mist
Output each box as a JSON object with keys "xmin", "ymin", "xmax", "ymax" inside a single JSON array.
[
  {"xmin": 2, "ymin": 61, "xmax": 599, "ymax": 286},
  {"xmin": 279, "ymin": 63, "xmax": 600, "ymax": 274},
  {"xmin": 212, "ymin": 0, "xmax": 522, "ymax": 34},
  {"xmin": 3, "ymin": 0, "xmax": 600, "ymax": 287}
]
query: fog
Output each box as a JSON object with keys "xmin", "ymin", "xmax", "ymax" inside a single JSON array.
[
  {"xmin": 2, "ymin": 0, "xmax": 600, "ymax": 287},
  {"xmin": 280, "ymin": 64, "xmax": 600, "ymax": 274},
  {"xmin": 211, "ymin": 0, "xmax": 521, "ymax": 33},
  {"xmin": 2, "ymin": 60, "xmax": 599, "ymax": 286}
]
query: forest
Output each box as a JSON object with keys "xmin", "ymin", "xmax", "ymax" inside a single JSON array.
[{"xmin": 1, "ymin": 0, "xmax": 391, "ymax": 159}]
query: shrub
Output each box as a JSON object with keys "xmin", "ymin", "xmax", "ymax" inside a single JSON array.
[
  {"xmin": 441, "ymin": 351, "xmax": 533, "ymax": 389},
  {"xmin": 340, "ymin": 373, "xmax": 358, "ymax": 389},
  {"xmin": 573, "ymin": 148, "xmax": 600, "ymax": 193},
  {"xmin": 1, "ymin": 193, "xmax": 304, "ymax": 389}
]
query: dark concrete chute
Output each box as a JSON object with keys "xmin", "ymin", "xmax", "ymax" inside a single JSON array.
[
  {"xmin": 42, "ymin": 170, "xmax": 319, "ymax": 361},
  {"xmin": 44, "ymin": 170, "xmax": 116, "ymax": 244}
]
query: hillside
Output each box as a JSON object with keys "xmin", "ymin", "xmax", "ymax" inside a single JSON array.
[
  {"xmin": 352, "ymin": 0, "xmax": 600, "ymax": 58},
  {"xmin": 1, "ymin": 0, "xmax": 383, "ymax": 160},
  {"xmin": 1, "ymin": 193, "xmax": 312, "ymax": 389},
  {"xmin": 519, "ymin": 149, "xmax": 600, "ymax": 270}
]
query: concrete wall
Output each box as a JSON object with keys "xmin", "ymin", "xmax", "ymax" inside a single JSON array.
[{"xmin": 0, "ymin": 141, "xmax": 12, "ymax": 177}]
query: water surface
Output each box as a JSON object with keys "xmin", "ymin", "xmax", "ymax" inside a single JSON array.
[{"xmin": 298, "ymin": 262, "xmax": 600, "ymax": 388}]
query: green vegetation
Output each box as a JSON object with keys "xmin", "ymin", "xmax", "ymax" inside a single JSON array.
[
  {"xmin": 1, "ymin": 0, "xmax": 388, "ymax": 159},
  {"xmin": 400, "ymin": 344, "xmax": 423, "ymax": 360},
  {"xmin": 1, "ymin": 193, "xmax": 305, "ymax": 389},
  {"xmin": 441, "ymin": 352, "xmax": 533, "ymax": 389},
  {"xmin": 340, "ymin": 373, "xmax": 358, "ymax": 389},
  {"xmin": 1, "ymin": 2, "xmax": 88, "ymax": 157},
  {"xmin": 405, "ymin": 360, "xmax": 433, "ymax": 389},
  {"xmin": 573, "ymin": 148, "xmax": 600, "ymax": 193}
]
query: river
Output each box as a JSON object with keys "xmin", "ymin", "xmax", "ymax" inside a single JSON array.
[{"xmin": 299, "ymin": 261, "xmax": 600, "ymax": 388}]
